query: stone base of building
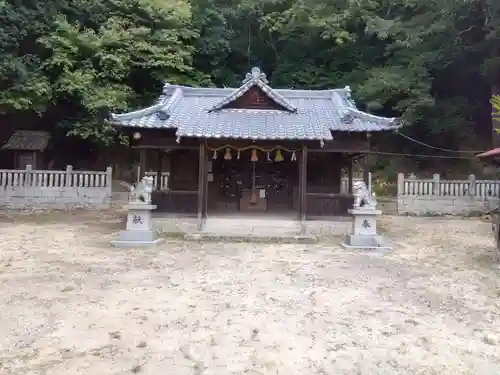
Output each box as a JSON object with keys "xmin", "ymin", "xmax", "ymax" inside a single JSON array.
[{"xmin": 185, "ymin": 232, "xmax": 317, "ymax": 244}]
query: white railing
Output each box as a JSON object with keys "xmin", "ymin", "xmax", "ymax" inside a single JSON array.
[
  {"xmin": 0, "ymin": 165, "xmax": 111, "ymax": 188},
  {"xmin": 145, "ymin": 171, "xmax": 169, "ymax": 190},
  {"xmin": 397, "ymin": 173, "xmax": 500, "ymax": 198},
  {"xmin": 0, "ymin": 165, "xmax": 112, "ymax": 210}
]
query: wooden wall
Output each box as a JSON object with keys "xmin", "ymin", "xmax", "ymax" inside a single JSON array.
[
  {"xmin": 169, "ymin": 149, "xmax": 199, "ymax": 191},
  {"xmin": 306, "ymin": 152, "xmax": 344, "ymax": 193}
]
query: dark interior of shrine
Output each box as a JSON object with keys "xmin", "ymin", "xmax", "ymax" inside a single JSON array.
[
  {"xmin": 137, "ymin": 144, "xmax": 356, "ymax": 217},
  {"xmin": 207, "ymin": 149, "xmax": 300, "ymax": 214}
]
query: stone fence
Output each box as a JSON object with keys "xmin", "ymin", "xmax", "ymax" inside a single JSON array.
[
  {"xmin": 397, "ymin": 173, "xmax": 500, "ymax": 215},
  {"xmin": 340, "ymin": 176, "xmax": 366, "ymax": 193},
  {"xmin": 0, "ymin": 165, "xmax": 112, "ymax": 210},
  {"xmin": 145, "ymin": 171, "xmax": 169, "ymax": 190}
]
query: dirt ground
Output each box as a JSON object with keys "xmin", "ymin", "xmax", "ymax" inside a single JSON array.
[{"xmin": 0, "ymin": 211, "xmax": 499, "ymax": 375}]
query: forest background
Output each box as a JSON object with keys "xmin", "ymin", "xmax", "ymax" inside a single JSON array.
[{"xmin": 0, "ymin": 0, "xmax": 499, "ymax": 177}]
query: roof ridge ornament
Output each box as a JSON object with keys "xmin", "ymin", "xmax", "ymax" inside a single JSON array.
[
  {"xmin": 343, "ymin": 85, "xmax": 357, "ymax": 107},
  {"xmin": 243, "ymin": 67, "xmax": 268, "ymax": 84},
  {"xmin": 208, "ymin": 66, "xmax": 296, "ymax": 112}
]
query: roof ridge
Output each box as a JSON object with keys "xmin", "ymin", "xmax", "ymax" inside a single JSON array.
[
  {"xmin": 348, "ymin": 107, "xmax": 396, "ymax": 121},
  {"xmin": 330, "ymin": 91, "xmax": 351, "ymax": 117},
  {"xmin": 331, "ymin": 89, "xmax": 399, "ymax": 127},
  {"xmin": 110, "ymin": 87, "xmax": 184, "ymax": 121},
  {"xmin": 208, "ymin": 67, "xmax": 297, "ymax": 113},
  {"xmin": 161, "ymin": 87, "xmax": 183, "ymax": 112},
  {"xmin": 110, "ymin": 103, "xmax": 163, "ymax": 121}
]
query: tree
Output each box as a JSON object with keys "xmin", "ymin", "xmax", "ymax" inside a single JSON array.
[
  {"xmin": 493, "ymin": 95, "xmax": 500, "ymax": 117},
  {"xmin": 0, "ymin": 0, "xmax": 499, "ymax": 157},
  {"xmin": 0, "ymin": 0, "xmax": 198, "ymax": 144},
  {"xmin": 492, "ymin": 95, "xmax": 500, "ymax": 135}
]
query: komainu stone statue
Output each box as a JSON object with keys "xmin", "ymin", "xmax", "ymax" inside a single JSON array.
[
  {"xmin": 352, "ymin": 180, "xmax": 377, "ymax": 209},
  {"xmin": 128, "ymin": 176, "xmax": 154, "ymax": 204}
]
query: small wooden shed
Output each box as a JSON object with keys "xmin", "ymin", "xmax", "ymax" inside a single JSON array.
[{"xmin": 1, "ymin": 130, "xmax": 51, "ymax": 169}]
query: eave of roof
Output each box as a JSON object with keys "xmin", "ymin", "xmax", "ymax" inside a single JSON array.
[{"xmin": 1, "ymin": 130, "xmax": 51, "ymax": 151}]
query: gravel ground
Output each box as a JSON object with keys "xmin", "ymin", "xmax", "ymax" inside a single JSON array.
[{"xmin": 0, "ymin": 211, "xmax": 499, "ymax": 375}]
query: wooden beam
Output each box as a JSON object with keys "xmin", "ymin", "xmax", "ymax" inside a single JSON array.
[
  {"xmin": 138, "ymin": 149, "xmax": 146, "ymax": 183},
  {"xmin": 203, "ymin": 161, "xmax": 209, "ymax": 218},
  {"xmin": 360, "ymin": 155, "xmax": 370, "ymax": 186},
  {"xmin": 361, "ymin": 133, "xmax": 372, "ymax": 187},
  {"xmin": 132, "ymin": 144, "xmax": 198, "ymax": 150},
  {"xmin": 205, "ymin": 139, "xmax": 303, "ymax": 149},
  {"xmin": 348, "ymin": 156, "xmax": 353, "ymax": 194},
  {"xmin": 32, "ymin": 151, "xmax": 37, "ymax": 170},
  {"xmin": 129, "ymin": 130, "xmax": 198, "ymax": 149},
  {"xmin": 299, "ymin": 145, "xmax": 308, "ymax": 223},
  {"xmin": 133, "ymin": 134, "xmax": 370, "ymax": 152},
  {"xmin": 197, "ymin": 144, "xmax": 206, "ymax": 229},
  {"xmin": 156, "ymin": 150, "xmax": 162, "ymax": 191},
  {"xmin": 307, "ymin": 138, "xmax": 370, "ymax": 153}
]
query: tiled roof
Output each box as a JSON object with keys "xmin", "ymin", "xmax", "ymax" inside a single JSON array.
[
  {"xmin": 110, "ymin": 67, "xmax": 400, "ymax": 141},
  {"xmin": 1, "ymin": 130, "xmax": 51, "ymax": 151}
]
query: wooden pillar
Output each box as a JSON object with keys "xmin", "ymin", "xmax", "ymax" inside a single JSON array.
[
  {"xmin": 299, "ymin": 145, "xmax": 308, "ymax": 222},
  {"xmin": 138, "ymin": 149, "xmax": 146, "ymax": 183},
  {"xmin": 363, "ymin": 132, "xmax": 372, "ymax": 187},
  {"xmin": 163, "ymin": 153, "xmax": 171, "ymax": 189},
  {"xmin": 203, "ymin": 158, "xmax": 209, "ymax": 218},
  {"xmin": 156, "ymin": 150, "xmax": 162, "ymax": 191},
  {"xmin": 347, "ymin": 156, "xmax": 353, "ymax": 194},
  {"xmin": 197, "ymin": 143, "xmax": 206, "ymax": 229},
  {"xmin": 361, "ymin": 155, "xmax": 369, "ymax": 187}
]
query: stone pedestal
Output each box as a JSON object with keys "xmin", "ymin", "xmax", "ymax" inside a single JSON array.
[
  {"xmin": 111, "ymin": 204, "xmax": 163, "ymax": 248},
  {"xmin": 341, "ymin": 207, "xmax": 391, "ymax": 251}
]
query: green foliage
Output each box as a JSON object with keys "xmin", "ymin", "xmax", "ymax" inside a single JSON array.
[
  {"xmin": 493, "ymin": 95, "xmax": 500, "ymax": 117},
  {"xmin": 0, "ymin": 0, "xmax": 196, "ymax": 144},
  {"xmin": 492, "ymin": 95, "xmax": 500, "ymax": 135},
  {"xmin": 0, "ymin": 0, "xmax": 499, "ymax": 149}
]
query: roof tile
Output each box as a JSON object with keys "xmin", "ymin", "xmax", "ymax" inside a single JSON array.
[
  {"xmin": 1, "ymin": 130, "xmax": 51, "ymax": 151},
  {"xmin": 110, "ymin": 67, "xmax": 400, "ymax": 140}
]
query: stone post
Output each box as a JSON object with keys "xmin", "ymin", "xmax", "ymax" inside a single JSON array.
[
  {"xmin": 110, "ymin": 203, "xmax": 163, "ymax": 248},
  {"xmin": 397, "ymin": 173, "xmax": 404, "ymax": 197},
  {"xmin": 368, "ymin": 172, "xmax": 372, "ymax": 195},
  {"xmin": 342, "ymin": 206, "xmax": 391, "ymax": 251},
  {"xmin": 468, "ymin": 174, "xmax": 476, "ymax": 198},
  {"xmin": 65, "ymin": 165, "xmax": 73, "ymax": 187},
  {"xmin": 106, "ymin": 166, "xmax": 113, "ymax": 196},
  {"xmin": 432, "ymin": 173, "xmax": 440, "ymax": 195},
  {"xmin": 25, "ymin": 164, "xmax": 33, "ymax": 186}
]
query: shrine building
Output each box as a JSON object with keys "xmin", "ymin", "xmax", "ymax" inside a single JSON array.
[{"xmin": 110, "ymin": 67, "xmax": 400, "ymax": 225}]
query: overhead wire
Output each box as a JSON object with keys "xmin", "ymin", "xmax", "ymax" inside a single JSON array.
[
  {"xmin": 368, "ymin": 150, "xmax": 477, "ymax": 159},
  {"xmin": 395, "ymin": 130, "xmax": 487, "ymax": 154},
  {"xmin": 360, "ymin": 129, "xmax": 489, "ymax": 159}
]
